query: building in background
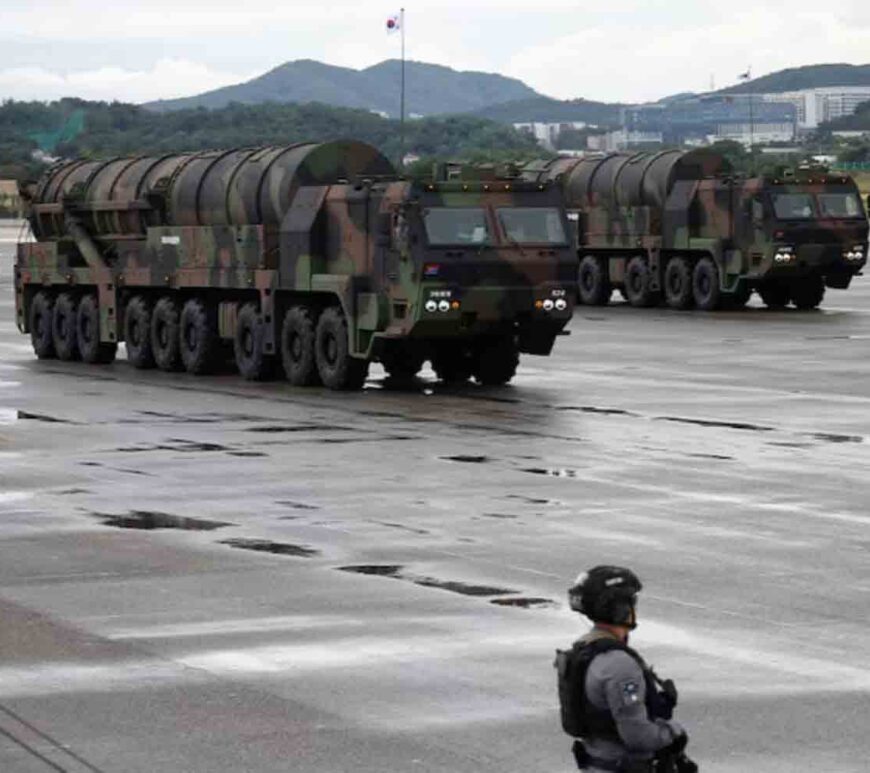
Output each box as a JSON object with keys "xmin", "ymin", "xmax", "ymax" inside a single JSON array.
[
  {"xmin": 760, "ymin": 87, "xmax": 870, "ymax": 129},
  {"xmin": 513, "ymin": 121, "xmax": 590, "ymax": 150}
]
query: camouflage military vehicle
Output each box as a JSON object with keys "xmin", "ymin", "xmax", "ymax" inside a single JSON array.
[
  {"xmin": 523, "ymin": 150, "xmax": 869, "ymax": 310},
  {"xmin": 14, "ymin": 141, "xmax": 575, "ymax": 390}
]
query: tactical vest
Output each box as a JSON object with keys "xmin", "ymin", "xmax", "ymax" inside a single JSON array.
[{"xmin": 555, "ymin": 637, "xmax": 676, "ymax": 740}]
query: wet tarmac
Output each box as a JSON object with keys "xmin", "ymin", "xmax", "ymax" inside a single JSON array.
[{"xmin": 2, "ymin": 219, "xmax": 870, "ymax": 772}]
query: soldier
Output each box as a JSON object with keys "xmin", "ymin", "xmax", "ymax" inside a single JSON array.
[{"xmin": 555, "ymin": 565, "xmax": 697, "ymax": 772}]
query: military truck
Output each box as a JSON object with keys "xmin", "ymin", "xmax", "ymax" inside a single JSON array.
[
  {"xmin": 14, "ymin": 141, "xmax": 575, "ymax": 390},
  {"xmin": 523, "ymin": 150, "xmax": 869, "ymax": 310}
]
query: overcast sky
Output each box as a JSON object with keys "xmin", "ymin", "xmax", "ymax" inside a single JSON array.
[{"xmin": 1, "ymin": 0, "xmax": 868, "ymax": 105}]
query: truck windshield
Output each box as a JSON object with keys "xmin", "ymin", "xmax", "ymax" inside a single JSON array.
[
  {"xmin": 423, "ymin": 208, "xmax": 489, "ymax": 245},
  {"xmin": 772, "ymin": 193, "xmax": 815, "ymax": 220},
  {"xmin": 497, "ymin": 207, "xmax": 567, "ymax": 244},
  {"xmin": 817, "ymin": 193, "xmax": 863, "ymax": 219}
]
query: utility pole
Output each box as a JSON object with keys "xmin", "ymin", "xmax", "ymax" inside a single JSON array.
[{"xmin": 400, "ymin": 7, "xmax": 406, "ymax": 172}]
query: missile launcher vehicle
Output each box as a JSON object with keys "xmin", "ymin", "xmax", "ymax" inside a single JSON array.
[
  {"xmin": 523, "ymin": 150, "xmax": 868, "ymax": 310},
  {"xmin": 14, "ymin": 141, "xmax": 575, "ymax": 389}
]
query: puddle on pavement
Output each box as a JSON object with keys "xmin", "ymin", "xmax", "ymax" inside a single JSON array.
[
  {"xmin": 219, "ymin": 538, "xmax": 320, "ymax": 557},
  {"xmin": 54, "ymin": 488, "xmax": 92, "ymax": 495},
  {"xmin": 522, "ymin": 467, "xmax": 579, "ymax": 478},
  {"xmin": 807, "ymin": 432, "xmax": 863, "ymax": 444},
  {"xmin": 226, "ymin": 451, "xmax": 268, "ymax": 457},
  {"xmin": 490, "ymin": 597, "xmax": 556, "ymax": 609},
  {"xmin": 655, "ymin": 416, "xmax": 773, "ymax": 432},
  {"xmin": 246, "ymin": 424, "xmax": 348, "ymax": 433},
  {"xmin": 440, "ymin": 455, "xmax": 491, "ymax": 464},
  {"xmin": 480, "ymin": 512, "xmax": 519, "ymax": 520},
  {"xmin": 371, "ymin": 520, "xmax": 430, "ymax": 535},
  {"xmin": 17, "ymin": 410, "xmax": 73, "ymax": 424},
  {"xmin": 506, "ymin": 494, "xmax": 557, "ymax": 505},
  {"xmin": 93, "ymin": 510, "xmax": 232, "ymax": 530},
  {"xmin": 115, "ymin": 439, "xmax": 231, "ymax": 453},
  {"xmin": 767, "ymin": 441, "xmax": 813, "ymax": 449},
  {"xmin": 340, "ymin": 564, "xmax": 403, "ymax": 576},
  {"xmin": 558, "ymin": 405, "xmax": 637, "ymax": 417},
  {"xmin": 338, "ymin": 565, "xmax": 516, "ymax": 597},
  {"xmin": 275, "ymin": 500, "xmax": 321, "ymax": 510},
  {"xmin": 684, "ymin": 453, "xmax": 734, "ymax": 461},
  {"xmin": 79, "ymin": 461, "xmax": 154, "ymax": 476}
]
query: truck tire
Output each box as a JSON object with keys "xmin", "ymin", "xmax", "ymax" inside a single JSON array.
[
  {"xmin": 234, "ymin": 302, "xmax": 274, "ymax": 381},
  {"xmin": 179, "ymin": 298, "xmax": 220, "ymax": 375},
  {"xmin": 663, "ymin": 257, "xmax": 694, "ymax": 310},
  {"xmin": 124, "ymin": 295, "xmax": 155, "ymax": 369},
  {"xmin": 280, "ymin": 305, "xmax": 320, "ymax": 386},
  {"xmin": 52, "ymin": 292, "xmax": 80, "ymax": 361},
  {"xmin": 315, "ymin": 306, "xmax": 368, "ymax": 390},
  {"xmin": 758, "ymin": 281, "xmax": 790, "ymax": 310},
  {"xmin": 432, "ymin": 347, "xmax": 474, "ymax": 383},
  {"xmin": 692, "ymin": 257, "xmax": 721, "ymax": 311},
  {"xmin": 624, "ymin": 256, "xmax": 657, "ymax": 307},
  {"xmin": 578, "ymin": 256, "xmax": 611, "ymax": 306},
  {"xmin": 790, "ymin": 277, "xmax": 825, "ymax": 310},
  {"xmin": 474, "ymin": 337, "xmax": 519, "ymax": 386},
  {"xmin": 77, "ymin": 293, "xmax": 117, "ymax": 364},
  {"xmin": 29, "ymin": 291, "xmax": 56, "ymax": 359},
  {"xmin": 381, "ymin": 344, "xmax": 425, "ymax": 381},
  {"xmin": 723, "ymin": 281, "xmax": 752, "ymax": 310},
  {"xmin": 151, "ymin": 296, "xmax": 182, "ymax": 371}
]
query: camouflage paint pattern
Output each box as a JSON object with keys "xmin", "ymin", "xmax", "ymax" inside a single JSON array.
[
  {"xmin": 524, "ymin": 151, "xmax": 869, "ymax": 297},
  {"xmin": 16, "ymin": 142, "xmax": 575, "ymax": 363}
]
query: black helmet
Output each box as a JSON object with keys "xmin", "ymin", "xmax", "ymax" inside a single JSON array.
[{"xmin": 568, "ymin": 565, "xmax": 642, "ymax": 627}]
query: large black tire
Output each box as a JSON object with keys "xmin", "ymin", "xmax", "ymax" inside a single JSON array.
[
  {"xmin": 29, "ymin": 291, "xmax": 56, "ymax": 359},
  {"xmin": 179, "ymin": 298, "xmax": 221, "ymax": 375},
  {"xmin": 380, "ymin": 344, "xmax": 425, "ymax": 381},
  {"xmin": 758, "ymin": 281, "xmax": 790, "ymax": 310},
  {"xmin": 150, "ymin": 296, "xmax": 182, "ymax": 372},
  {"xmin": 52, "ymin": 292, "xmax": 80, "ymax": 361},
  {"xmin": 432, "ymin": 347, "xmax": 474, "ymax": 383},
  {"xmin": 280, "ymin": 305, "xmax": 320, "ymax": 386},
  {"xmin": 624, "ymin": 256, "xmax": 657, "ymax": 308},
  {"xmin": 663, "ymin": 257, "xmax": 694, "ymax": 310},
  {"xmin": 314, "ymin": 306, "xmax": 368, "ymax": 390},
  {"xmin": 234, "ymin": 302, "xmax": 274, "ymax": 381},
  {"xmin": 473, "ymin": 337, "xmax": 519, "ymax": 386},
  {"xmin": 77, "ymin": 293, "xmax": 117, "ymax": 364},
  {"xmin": 577, "ymin": 255, "xmax": 611, "ymax": 306},
  {"xmin": 692, "ymin": 256, "xmax": 722, "ymax": 311},
  {"xmin": 124, "ymin": 295, "xmax": 155, "ymax": 369},
  {"xmin": 723, "ymin": 280, "xmax": 752, "ymax": 310},
  {"xmin": 790, "ymin": 276, "xmax": 825, "ymax": 310}
]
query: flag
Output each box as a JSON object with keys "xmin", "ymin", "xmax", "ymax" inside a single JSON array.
[
  {"xmin": 386, "ymin": 13, "xmax": 400, "ymax": 33},
  {"xmin": 739, "ymin": 68, "xmax": 751, "ymax": 81}
]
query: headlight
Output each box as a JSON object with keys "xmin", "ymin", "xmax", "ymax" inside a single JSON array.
[
  {"xmin": 425, "ymin": 299, "xmax": 438, "ymax": 312},
  {"xmin": 438, "ymin": 300, "xmax": 450, "ymax": 312},
  {"xmin": 542, "ymin": 299, "xmax": 554, "ymax": 311},
  {"xmin": 555, "ymin": 298, "xmax": 568, "ymax": 311}
]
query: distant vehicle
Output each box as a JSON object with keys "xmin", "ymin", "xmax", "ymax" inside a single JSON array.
[
  {"xmin": 523, "ymin": 150, "xmax": 869, "ymax": 310},
  {"xmin": 13, "ymin": 141, "xmax": 575, "ymax": 389}
]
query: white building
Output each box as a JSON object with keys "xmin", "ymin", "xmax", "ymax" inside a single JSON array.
[
  {"xmin": 760, "ymin": 87, "xmax": 870, "ymax": 129},
  {"xmin": 713, "ymin": 122, "xmax": 795, "ymax": 146},
  {"xmin": 587, "ymin": 130, "xmax": 663, "ymax": 152}
]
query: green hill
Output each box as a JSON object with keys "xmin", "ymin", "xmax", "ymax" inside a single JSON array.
[
  {"xmin": 473, "ymin": 96, "xmax": 623, "ymax": 126},
  {"xmin": 717, "ymin": 63, "xmax": 870, "ymax": 94},
  {"xmin": 146, "ymin": 59, "xmax": 541, "ymax": 117},
  {"xmin": 0, "ymin": 98, "xmax": 542, "ymax": 181}
]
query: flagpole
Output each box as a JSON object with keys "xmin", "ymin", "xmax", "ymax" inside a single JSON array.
[{"xmin": 400, "ymin": 7, "xmax": 405, "ymax": 172}]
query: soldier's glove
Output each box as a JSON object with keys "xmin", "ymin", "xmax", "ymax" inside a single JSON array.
[
  {"xmin": 674, "ymin": 753, "xmax": 699, "ymax": 773},
  {"xmin": 667, "ymin": 732, "xmax": 688, "ymax": 755}
]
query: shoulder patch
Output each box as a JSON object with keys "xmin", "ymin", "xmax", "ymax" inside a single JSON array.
[{"xmin": 620, "ymin": 679, "xmax": 641, "ymax": 706}]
